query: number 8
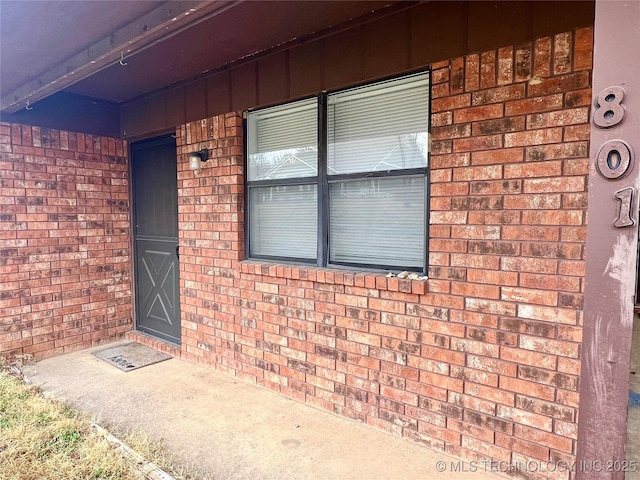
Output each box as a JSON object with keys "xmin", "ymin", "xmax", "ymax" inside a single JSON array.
[{"xmin": 592, "ymin": 86, "xmax": 626, "ymax": 128}]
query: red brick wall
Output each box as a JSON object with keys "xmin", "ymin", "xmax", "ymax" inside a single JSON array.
[
  {"xmin": 148, "ymin": 27, "xmax": 591, "ymax": 479},
  {"xmin": 0, "ymin": 124, "xmax": 133, "ymax": 357}
]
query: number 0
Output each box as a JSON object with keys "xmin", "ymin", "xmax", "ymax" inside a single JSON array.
[{"xmin": 596, "ymin": 140, "xmax": 633, "ymax": 179}]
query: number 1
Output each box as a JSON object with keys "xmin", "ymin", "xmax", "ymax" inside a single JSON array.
[{"xmin": 614, "ymin": 187, "xmax": 635, "ymax": 228}]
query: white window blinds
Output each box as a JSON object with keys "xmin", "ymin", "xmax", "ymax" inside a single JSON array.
[
  {"xmin": 327, "ymin": 72, "xmax": 429, "ymax": 175},
  {"xmin": 326, "ymin": 72, "xmax": 429, "ymax": 267},
  {"xmin": 247, "ymin": 98, "xmax": 318, "ymax": 181},
  {"xmin": 246, "ymin": 70, "xmax": 430, "ymax": 270},
  {"xmin": 329, "ymin": 176, "xmax": 425, "ymax": 268},
  {"xmin": 249, "ymin": 185, "xmax": 318, "ymax": 260}
]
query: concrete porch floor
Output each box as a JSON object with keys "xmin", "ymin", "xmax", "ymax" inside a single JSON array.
[{"xmin": 22, "ymin": 340, "xmax": 507, "ymax": 480}]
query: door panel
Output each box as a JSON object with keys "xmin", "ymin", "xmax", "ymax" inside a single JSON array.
[
  {"xmin": 135, "ymin": 238, "xmax": 179, "ymax": 340},
  {"xmin": 132, "ymin": 136, "xmax": 181, "ymax": 344}
]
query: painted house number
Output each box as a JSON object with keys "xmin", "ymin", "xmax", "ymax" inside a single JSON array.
[{"xmin": 592, "ymin": 86, "xmax": 635, "ymax": 227}]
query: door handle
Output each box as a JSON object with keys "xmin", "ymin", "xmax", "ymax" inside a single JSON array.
[{"xmin": 176, "ymin": 245, "xmax": 179, "ymax": 260}]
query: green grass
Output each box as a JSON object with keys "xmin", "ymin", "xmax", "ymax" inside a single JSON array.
[
  {"xmin": 0, "ymin": 370, "xmax": 144, "ymax": 480},
  {"xmin": 0, "ymin": 356, "xmax": 214, "ymax": 480}
]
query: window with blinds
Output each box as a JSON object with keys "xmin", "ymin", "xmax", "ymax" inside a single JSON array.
[{"xmin": 246, "ymin": 71, "xmax": 430, "ymax": 272}]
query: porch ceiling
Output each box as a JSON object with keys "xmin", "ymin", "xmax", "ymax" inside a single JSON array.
[{"xmin": 0, "ymin": 0, "xmax": 400, "ymax": 114}]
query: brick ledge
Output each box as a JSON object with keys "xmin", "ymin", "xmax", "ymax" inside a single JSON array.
[{"xmin": 239, "ymin": 260, "xmax": 428, "ymax": 295}]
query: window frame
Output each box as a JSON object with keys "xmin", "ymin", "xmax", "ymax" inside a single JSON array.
[{"xmin": 244, "ymin": 69, "xmax": 431, "ymax": 275}]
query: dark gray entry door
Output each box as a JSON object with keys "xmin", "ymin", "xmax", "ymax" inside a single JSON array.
[{"xmin": 132, "ymin": 136, "xmax": 181, "ymax": 344}]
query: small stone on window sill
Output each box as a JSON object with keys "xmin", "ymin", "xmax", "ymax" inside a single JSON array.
[{"xmin": 386, "ymin": 271, "xmax": 428, "ymax": 281}]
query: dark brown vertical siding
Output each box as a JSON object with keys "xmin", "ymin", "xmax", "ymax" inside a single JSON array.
[
  {"xmin": 0, "ymin": 92, "xmax": 120, "ymax": 138},
  {"xmin": 230, "ymin": 62, "xmax": 258, "ymax": 112},
  {"xmin": 165, "ymin": 86, "xmax": 186, "ymax": 129},
  {"xmin": 410, "ymin": 2, "xmax": 467, "ymax": 68},
  {"xmin": 185, "ymin": 79, "xmax": 207, "ymax": 125},
  {"xmin": 363, "ymin": 11, "xmax": 411, "ymax": 80},
  {"xmin": 533, "ymin": 1, "xmax": 595, "ymax": 38},
  {"xmin": 258, "ymin": 52, "xmax": 289, "ymax": 107},
  {"xmin": 120, "ymin": 1, "xmax": 594, "ymax": 140},
  {"xmin": 120, "ymin": 103, "xmax": 134, "ymax": 138},
  {"xmin": 206, "ymin": 71, "xmax": 231, "ymax": 118},
  {"xmin": 323, "ymin": 26, "xmax": 365, "ymax": 91},
  {"xmin": 467, "ymin": 2, "xmax": 534, "ymax": 52},
  {"xmin": 289, "ymin": 41, "xmax": 324, "ymax": 99},
  {"xmin": 130, "ymin": 94, "xmax": 166, "ymax": 137}
]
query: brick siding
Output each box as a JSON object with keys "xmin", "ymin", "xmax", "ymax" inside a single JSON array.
[
  {"xmin": 0, "ymin": 24, "xmax": 593, "ymax": 480},
  {"xmin": 133, "ymin": 27, "xmax": 593, "ymax": 480},
  {"xmin": 0, "ymin": 125, "xmax": 132, "ymax": 357}
]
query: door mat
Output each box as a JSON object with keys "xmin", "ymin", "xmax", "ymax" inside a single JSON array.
[{"xmin": 93, "ymin": 343, "xmax": 172, "ymax": 372}]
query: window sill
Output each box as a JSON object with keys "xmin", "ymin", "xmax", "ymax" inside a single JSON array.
[{"xmin": 239, "ymin": 260, "xmax": 428, "ymax": 295}]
